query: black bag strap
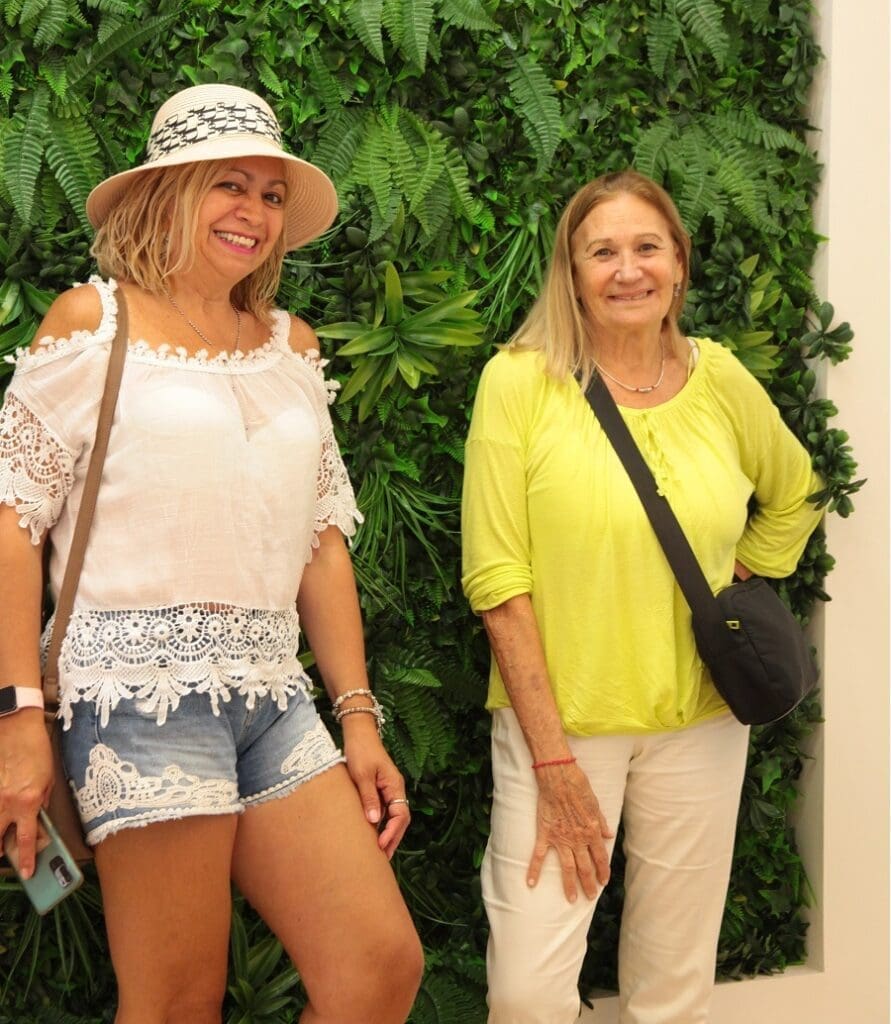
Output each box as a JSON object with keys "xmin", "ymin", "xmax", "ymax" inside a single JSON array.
[{"xmin": 583, "ymin": 373, "xmax": 728, "ymax": 635}]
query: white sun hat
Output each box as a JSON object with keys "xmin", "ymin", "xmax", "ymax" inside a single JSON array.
[{"xmin": 85, "ymin": 84, "xmax": 339, "ymax": 250}]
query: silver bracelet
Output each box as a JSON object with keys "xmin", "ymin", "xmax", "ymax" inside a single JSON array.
[{"xmin": 333, "ymin": 704, "xmax": 385, "ymax": 735}]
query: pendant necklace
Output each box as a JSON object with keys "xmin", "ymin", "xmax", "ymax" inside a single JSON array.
[
  {"xmin": 163, "ymin": 287, "xmax": 242, "ymax": 354},
  {"xmin": 594, "ymin": 341, "xmax": 665, "ymax": 395},
  {"xmin": 163, "ymin": 286, "xmax": 250, "ymax": 436}
]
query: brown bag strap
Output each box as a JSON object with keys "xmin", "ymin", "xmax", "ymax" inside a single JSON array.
[{"xmin": 43, "ymin": 288, "xmax": 129, "ymax": 703}]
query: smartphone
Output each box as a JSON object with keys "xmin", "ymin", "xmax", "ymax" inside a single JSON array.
[{"xmin": 3, "ymin": 809, "xmax": 84, "ymax": 915}]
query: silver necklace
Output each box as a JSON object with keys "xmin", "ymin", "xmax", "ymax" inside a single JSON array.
[
  {"xmin": 164, "ymin": 287, "xmax": 241, "ymax": 353},
  {"xmin": 594, "ymin": 341, "xmax": 665, "ymax": 394}
]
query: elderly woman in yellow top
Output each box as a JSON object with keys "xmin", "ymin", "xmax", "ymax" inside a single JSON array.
[
  {"xmin": 0, "ymin": 84, "xmax": 422, "ymax": 1022},
  {"xmin": 461, "ymin": 169, "xmax": 823, "ymax": 1024}
]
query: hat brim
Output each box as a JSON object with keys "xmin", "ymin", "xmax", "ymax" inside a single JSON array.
[{"xmin": 85, "ymin": 136, "xmax": 339, "ymax": 251}]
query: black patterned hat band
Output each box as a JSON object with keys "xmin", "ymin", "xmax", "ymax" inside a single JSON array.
[{"xmin": 86, "ymin": 84, "xmax": 338, "ymax": 250}]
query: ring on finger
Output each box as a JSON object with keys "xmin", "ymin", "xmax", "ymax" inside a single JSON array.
[{"xmin": 388, "ymin": 798, "xmax": 410, "ymax": 808}]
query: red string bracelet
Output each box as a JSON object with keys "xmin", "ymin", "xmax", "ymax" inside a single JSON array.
[{"xmin": 531, "ymin": 756, "xmax": 576, "ymax": 770}]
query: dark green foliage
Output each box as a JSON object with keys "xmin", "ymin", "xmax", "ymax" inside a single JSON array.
[{"xmin": 0, "ymin": 1, "xmax": 858, "ymax": 1021}]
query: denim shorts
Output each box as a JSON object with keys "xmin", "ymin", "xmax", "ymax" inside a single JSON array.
[{"xmin": 60, "ymin": 689, "xmax": 345, "ymax": 846}]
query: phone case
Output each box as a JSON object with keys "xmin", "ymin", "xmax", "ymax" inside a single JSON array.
[{"xmin": 4, "ymin": 809, "xmax": 85, "ymax": 915}]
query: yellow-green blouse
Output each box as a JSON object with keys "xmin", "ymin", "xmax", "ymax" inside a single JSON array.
[{"xmin": 461, "ymin": 340, "xmax": 823, "ymax": 735}]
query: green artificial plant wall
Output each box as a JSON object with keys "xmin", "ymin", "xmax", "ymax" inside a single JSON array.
[{"xmin": 0, "ymin": 1, "xmax": 861, "ymax": 1021}]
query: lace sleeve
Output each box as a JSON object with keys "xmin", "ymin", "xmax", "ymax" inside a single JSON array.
[
  {"xmin": 314, "ymin": 421, "xmax": 363, "ymax": 544},
  {"xmin": 296, "ymin": 348, "xmax": 363, "ymax": 548},
  {"xmin": 0, "ymin": 392, "xmax": 77, "ymax": 544}
]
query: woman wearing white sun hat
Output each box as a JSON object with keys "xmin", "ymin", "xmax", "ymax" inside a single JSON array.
[{"xmin": 0, "ymin": 84, "xmax": 423, "ymax": 1022}]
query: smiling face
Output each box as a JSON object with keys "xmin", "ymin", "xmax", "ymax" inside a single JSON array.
[
  {"xmin": 571, "ymin": 192, "xmax": 683, "ymax": 343},
  {"xmin": 192, "ymin": 155, "xmax": 288, "ymax": 283}
]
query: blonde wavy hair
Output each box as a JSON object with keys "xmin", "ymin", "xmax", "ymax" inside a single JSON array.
[
  {"xmin": 510, "ymin": 169, "xmax": 692, "ymax": 387},
  {"xmin": 90, "ymin": 159, "xmax": 288, "ymax": 325}
]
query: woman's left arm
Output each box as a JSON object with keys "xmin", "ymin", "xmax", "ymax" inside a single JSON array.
[
  {"xmin": 735, "ymin": 412, "xmax": 824, "ymax": 578},
  {"xmin": 296, "ymin": 525, "xmax": 409, "ymax": 859}
]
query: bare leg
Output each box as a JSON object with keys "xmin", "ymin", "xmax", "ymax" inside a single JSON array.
[
  {"xmin": 94, "ymin": 814, "xmax": 239, "ymax": 1024},
  {"xmin": 232, "ymin": 763, "xmax": 423, "ymax": 1024}
]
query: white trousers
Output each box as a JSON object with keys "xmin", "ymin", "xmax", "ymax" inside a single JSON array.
[{"xmin": 483, "ymin": 709, "xmax": 750, "ymax": 1024}]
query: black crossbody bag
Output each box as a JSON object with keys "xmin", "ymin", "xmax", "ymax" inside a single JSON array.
[{"xmin": 583, "ymin": 373, "xmax": 818, "ymax": 726}]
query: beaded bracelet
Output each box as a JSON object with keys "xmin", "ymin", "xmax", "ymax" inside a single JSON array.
[
  {"xmin": 531, "ymin": 756, "xmax": 576, "ymax": 770},
  {"xmin": 332, "ymin": 687, "xmax": 375, "ymax": 710},
  {"xmin": 332, "ymin": 689, "xmax": 385, "ymax": 735}
]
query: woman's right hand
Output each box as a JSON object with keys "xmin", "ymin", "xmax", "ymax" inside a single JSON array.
[
  {"xmin": 527, "ymin": 761, "xmax": 614, "ymax": 903},
  {"xmin": 0, "ymin": 708, "xmax": 53, "ymax": 879}
]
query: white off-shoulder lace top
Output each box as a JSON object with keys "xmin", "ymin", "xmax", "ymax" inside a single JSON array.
[{"xmin": 0, "ymin": 277, "xmax": 362, "ymax": 729}]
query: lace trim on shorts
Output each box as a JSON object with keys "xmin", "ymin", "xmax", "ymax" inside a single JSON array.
[
  {"xmin": 48, "ymin": 604, "xmax": 312, "ymax": 728},
  {"xmin": 76, "ymin": 743, "xmax": 241, "ymax": 844},
  {"xmin": 0, "ymin": 393, "xmax": 77, "ymax": 543},
  {"xmin": 246, "ymin": 719, "xmax": 344, "ymax": 806}
]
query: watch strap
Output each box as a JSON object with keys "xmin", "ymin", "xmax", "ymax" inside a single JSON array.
[{"xmin": 0, "ymin": 686, "xmax": 45, "ymax": 716}]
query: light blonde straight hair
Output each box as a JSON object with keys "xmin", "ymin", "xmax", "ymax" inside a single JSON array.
[
  {"xmin": 90, "ymin": 159, "xmax": 288, "ymax": 325},
  {"xmin": 510, "ymin": 169, "xmax": 692, "ymax": 387}
]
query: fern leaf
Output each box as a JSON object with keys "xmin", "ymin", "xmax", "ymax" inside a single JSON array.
[
  {"xmin": 634, "ymin": 118, "xmax": 675, "ymax": 179},
  {"xmin": 506, "ymin": 52, "xmax": 562, "ymax": 172},
  {"xmin": 442, "ymin": 146, "xmax": 481, "ymax": 223},
  {"xmin": 381, "ymin": 0, "xmax": 403, "ymax": 48},
  {"xmin": 346, "ymin": 0, "xmax": 385, "ymax": 63},
  {"xmin": 310, "ymin": 109, "xmax": 365, "ymax": 186},
  {"xmin": 307, "ymin": 50, "xmax": 349, "ymax": 109},
  {"xmin": 713, "ymin": 147, "xmax": 781, "ymax": 236},
  {"xmin": 85, "ymin": 0, "xmax": 132, "ymax": 12},
  {"xmin": 646, "ymin": 11, "xmax": 681, "ymax": 79},
  {"xmin": 19, "ymin": 0, "xmax": 48, "ymax": 25},
  {"xmin": 399, "ymin": 0, "xmax": 434, "ymax": 70},
  {"xmin": 38, "ymin": 53, "xmax": 67, "ymax": 99},
  {"xmin": 675, "ymin": 0, "xmax": 729, "ymax": 69},
  {"xmin": 0, "ymin": 70, "xmax": 14, "ymax": 102},
  {"xmin": 64, "ymin": 11, "xmax": 180, "ymax": 93},
  {"xmin": 670, "ymin": 127, "xmax": 724, "ymax": 234},
  {"xmin": 412, "ymin": 971, "xmax": 486, "ymax": 1024},
  {"xmin": 739, "ymin": 0, "xmax": 772, "ymax": 27},
  {"xmin": 398, "ymin": 110, "xmax": 447, "ymax": 212},
  {"xmin": 44, "ymin": 114, "xmax": 102, "ymax": 232},
  {"xmin": 256, "ymin": 58, "xmax": 283, "ymax": 98},
  {"xmin": 3, "ymin": 85, "xmax": 50, "ymax": 225},
  {"xmin": 368, "ymin": 192, "xmax": 402, "ymax": 242},
  {"xmin": 415, "ymin": 183, "xmax": 451, "ymax": 242},
  {"xmin": 388, "ymin": 666, "xmax": 442, "ymax": 688},
  {"xmin": 3, "ymin": 0, "xmax": 27, "ymax": 23},
  {"xmin": 439, "ymin": 0, "xmax": 499, "ymax": 32},
  {"xmin": 709, "ymin": 109, "xmax": 808, "ymax": 156},
  {"xmin": 31, "ymin": 0, "xmax": 67, "ymax": 47},
  {"xmin": 96, "ymin": 11, "xmax": 122, "ymax": 42},
  {"xmin": 380, "ymin": 685, "xmax": 453, "ymax": 779},
  {"xmin": 353, "ymin": 117, "xmax": 394, "ymax": 219}
]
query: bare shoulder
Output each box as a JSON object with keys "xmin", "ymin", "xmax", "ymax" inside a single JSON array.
[
  {"xmin": 285, "ymin": 315, "xmax": 321, "ymax": 357},
  {"xmin": 30, "ymin": 283, "xmax": 104, "ymax": 352}
]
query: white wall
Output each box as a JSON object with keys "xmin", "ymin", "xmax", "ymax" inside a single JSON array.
[{"xmin": 586, "ymin": 2, "xmax": 890, "ymax": 1020}]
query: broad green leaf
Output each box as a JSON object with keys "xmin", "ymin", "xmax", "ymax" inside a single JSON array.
[
  {"xmin": 337, "ymin": 326, "xmax": 396, "ymax": 356},
  {"xmin": 397, "ymin": 352, "xmax": 422, "ymax": 388},
  {"xmin": 404, "ymin": 326, "xmax": 484, "ymax": 347},
  {"xmin": 400, "ymin": 291, "xmax": 478, "ymax": 331},
  {"xmin": 384, "ymin": 262, "xmax": 404, "ymax": 323},
  {"xmin": 316, "ymin": 322, "xmax": 368, "ymax": 340}
]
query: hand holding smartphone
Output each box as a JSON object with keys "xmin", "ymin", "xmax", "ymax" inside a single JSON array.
[{"xmin": 3, "ymin": 809, "xmax": 84, "ymax": 914}]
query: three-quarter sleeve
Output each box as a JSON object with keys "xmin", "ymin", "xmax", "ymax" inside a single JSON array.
[
  {"xmin": 461, "ymin": 351, "xmax": 537, "ymax": 612},
  {"xmin": 0, "ymin": 289, "xmax": 114, "ymax": 544},
  {"xmin": 733, "ymin": 378, "xmax": 824, "ymax": 578},
  {"xmin": 0, "ymin": 392, "xmax": 78, "ymax": 543},
  {"xmin": 300, "ymin": 349, "xmax": 363, "ymax": 547}
]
